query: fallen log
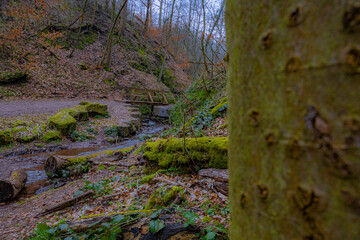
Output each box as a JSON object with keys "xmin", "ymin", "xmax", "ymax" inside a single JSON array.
[
  {"xmin": 0, "ymin": 168, "xmax": 27, "ymax": 202},
  {"xmin": 198, "ymin": 168, "xmax": 228, "ymax": 182},
  {"xmin": 37, "ymin": 191, "xmax": 94, "ymax": 217},
  {"xmin": 44, "ymin": 151, "xmax": 124, "ymax": 175}
]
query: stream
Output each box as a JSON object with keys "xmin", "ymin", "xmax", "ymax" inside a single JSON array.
[{"xmin": 0, "ymin": 120, "xmax": 167, "ymax": 201}]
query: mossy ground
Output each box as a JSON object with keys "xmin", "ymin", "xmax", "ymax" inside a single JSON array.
[{"xmin": 145, "ymin": 186, "xmax": 185, "ymax": 209}]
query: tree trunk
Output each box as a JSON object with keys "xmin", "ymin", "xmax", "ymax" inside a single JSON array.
[
  {"xmin": 0, "ymin": 168, "xmax": 27, "ymax": 202},
  {"xmin": 118, "ymin": 0, "xmax": 128, "ymax": 35},
  {"xmin": 227, "ymin": 0, "xmax": 360, "ymax": 239},
  {"xmin": 201, "ymin": 0, "xmax": 209, "ymax": 74},
  {"xmin": 144, "ymin": 0, "xmax": 151, "ymax": 33},
  {"xmin": 99, "ymin": 0, "xmax": 128, "ymax": 68},
  {"xmin": 158, "ymin": 0, "xmax": 163, "ymax": 28}
]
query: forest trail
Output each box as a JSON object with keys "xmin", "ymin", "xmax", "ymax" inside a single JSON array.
[{"xmin": 0, "ymin": 100, "xmax": 131, "ymax": 118}]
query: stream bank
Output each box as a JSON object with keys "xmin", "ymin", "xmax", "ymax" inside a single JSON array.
[{"xmin": 0, "ymin": 116, "xmax": 168, "ymax": 203}]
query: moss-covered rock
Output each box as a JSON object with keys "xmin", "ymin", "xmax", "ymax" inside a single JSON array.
[
  {"xmin": 12, "ymin": 126, "xmax": 37, "ymax": 143},
  {"xmin": 49, "ymin": 111, "xmax": 77, "ymax": 136},
  {"xmin": 14, "ymin": 120, "xmax": 33, "ymax": 127},
  {"xmin": 143, "ymin": 137, "xmax": 228, "ymax": 169},
  {"xmin": 118, "ymin": 124, "xmax": 130, "ymax": 137},
  {"xmin": 210, "ymin": 97, "xmax": 228, "ymax": 117},
  {"xmin": 41, "ymin": 130, "xmax": 62, "ymax": 142},
  {"xmin": 217, "ymin": 122, "xmax": 228, "ymax": 130},
  {"xmin": 62, "ymin": 105, "xmax": 89, "ymax": 121},
  {"xmin": 0, "ymin": 129, "xmax": 14, "ymax": 145},
  {"xmin": 80, "ymin": 102, "xmax": 108, "ymax": 116},
  {"xmin": 145, "ymin": 186, "xmax": 185, "ymax": 209}
]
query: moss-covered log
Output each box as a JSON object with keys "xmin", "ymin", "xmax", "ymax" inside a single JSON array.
[
  {"xmin": 143, "ymin": 137, "xmax": 228, "ymax": 169},
  {"xmin": 0, "ymin": 168, "xmax": 27, "ymax": 202},
  {"xmin": 227, "ymin": 0, "xmax": 360, "ymax": 239},
  {"xmin": 44, "ymin": 147, "xmax": 133, "ymax": 176}
]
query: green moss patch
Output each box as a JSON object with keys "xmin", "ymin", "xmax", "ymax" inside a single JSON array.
[
  {"xmin": 0, "ymin": 129, "xmax": 14, "ymax": 145},
  {"xmin": 80, "ymin": 102, "xmax": 108, "ymax": 116},
  {"xmin": 49, "ymin": 111, "xmax": 77, "ymax": 136},
  {"xmin": 41, "ymin": 130, "xmax": 62, "ymax": 142},
  {"xmin": 143, "ymin": 137, "xmax": 228, "ymax": 169},
  {"xmin": 63, "ymin": 105, "xmax": 89, "ymax": 121},
  {"xmin": 145, "ymin": 186, "xmax": 185, "ymax": 209},
  {"xmin": 210, "ymin": 97, "xmax": 228, "ymax": 117},
  {"xmin": 0, "ymin": 71, "xmax": 29, "ymax": 84},
  {"xmin": 12, "ymin": 126, "xmax": 37, "ymax": 143}
]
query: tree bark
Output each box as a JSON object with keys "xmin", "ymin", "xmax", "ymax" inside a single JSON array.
[
  {"xmin": 144, "ymin": 0, "xmax": 151, "ymax": 33},
  {"xmin": 118, "ymin": 0, "xmax": 128, "ymax": 35},
  {"xmin": 0, "ymin": 168, "xmax": 27, "ymax": 202},
  {"xmin": 227, "ymin": 0, "xmax": 360, "ymax": 239}
]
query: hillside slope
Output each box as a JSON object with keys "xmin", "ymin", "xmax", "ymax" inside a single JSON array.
[{"xmin": 0, "ymin": 1, "xmax": 189, "ymax": 101}]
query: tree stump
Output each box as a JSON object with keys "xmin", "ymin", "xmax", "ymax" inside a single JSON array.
[{"xmin": 0, "ymin": 168, "xmax": 27, "ymax": 202}]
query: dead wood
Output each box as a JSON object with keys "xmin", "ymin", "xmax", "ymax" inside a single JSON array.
[
  {"xmin": 37, "ymin": 191, "xmax": 94, "ymax": 217},
  {"xmin": 0, "ymin": 168, "xmax": 27, "ymax": 202},
  {"xmin": 198, "ymin": 168, "xmax": 228, "ymax": 182}
]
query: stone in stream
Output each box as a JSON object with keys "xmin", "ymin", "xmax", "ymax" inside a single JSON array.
[
  {"xmin": 0, "ymin": 168, "xmax": 27, "ymax": 202},
  {"xmin": 153, "ymin": 105, "xmax": 173, "ymax": 118}
]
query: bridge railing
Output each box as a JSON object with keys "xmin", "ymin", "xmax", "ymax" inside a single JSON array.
[{"xmin": 116, "ymin": 86, "xmax": 170, "ymax": 105}]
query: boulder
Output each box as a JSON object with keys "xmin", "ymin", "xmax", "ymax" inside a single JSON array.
[
  {"xmin": 0, "ymin": 129, "xmax": 14, "ymax": 146},
  {"xmin": 64, "ymin": 105, "xmax": 89, "ymax": 121},
  {"xmin": 12, "ymin": 126, "xmax": 37, "ymax": 143},
  {"xmin": 41, "ymin": 130, "xmax": 62, "ymax": 142},
  {"xmin": 49, "ymin": 111, "xmax": 77, "ymax": 136},
  {"xmin": 80, "ymin": 102, "xmax": 108, "ymax": 116},
  {"xmin": 118, "ymin": 124, "xmax": 130, "ymax": 137}
]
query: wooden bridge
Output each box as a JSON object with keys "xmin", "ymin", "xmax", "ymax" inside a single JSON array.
[{"xmin": 116, "ymin": 86, "xmax": 170, "ymax": 105}]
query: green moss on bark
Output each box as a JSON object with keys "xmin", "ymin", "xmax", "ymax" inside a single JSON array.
[{"xmin": 143, "ymin": 137, "xmax": 228, "ymax": 169}]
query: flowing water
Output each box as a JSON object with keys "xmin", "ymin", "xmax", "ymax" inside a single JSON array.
[{"xmin": 0, "ymin": 120, "xmax": 167, "ymax": 201}]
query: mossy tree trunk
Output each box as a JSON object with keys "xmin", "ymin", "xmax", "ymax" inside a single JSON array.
[{"xmin": 226, "ymin": 1, "xmax": 360, "ymax": 239}]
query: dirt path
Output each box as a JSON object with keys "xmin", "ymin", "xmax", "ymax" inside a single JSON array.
[{"xmin": 0, "ymin": 99, "xmax": 131, "ymax": 118}]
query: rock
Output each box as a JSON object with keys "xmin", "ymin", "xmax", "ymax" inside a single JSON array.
[
  {"xmin": 49, "ymin": 111, "xmax": 77, "ymax": 136},
  {"xmin": 0, "ymin": 129, "xmax": 13, "ymax": 145},
  {"xmin": 12, "ymin": 126, "xmax": 37, "ymax": 143},
  {"xmin": 0, "ymin": 71, "xmax": 29, "ymax": 84},
  {"xmin": 118, "ymin": 124, "xmax": 130, "ymax": 137},
  {"xmin": 153, "ymin": 105, "xmax": 173, "ymax": 118},
  {"xmin": 210, "ymin": 97, "xmax": 228, "ymax": 117},
  {"xmin": 80, "ymin": 102, "xmax": 108, "ymax": 116},
  {"xmin": 64, "ymin": 105, "xmax": 89, "ymax": 121},
  {"xmin": 105, "ymin": 137, "xmax": 117, "ymax": 143},
  {"xmin": 41, "ymin": 130, "xmax": 62, "ymax": 142}
]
